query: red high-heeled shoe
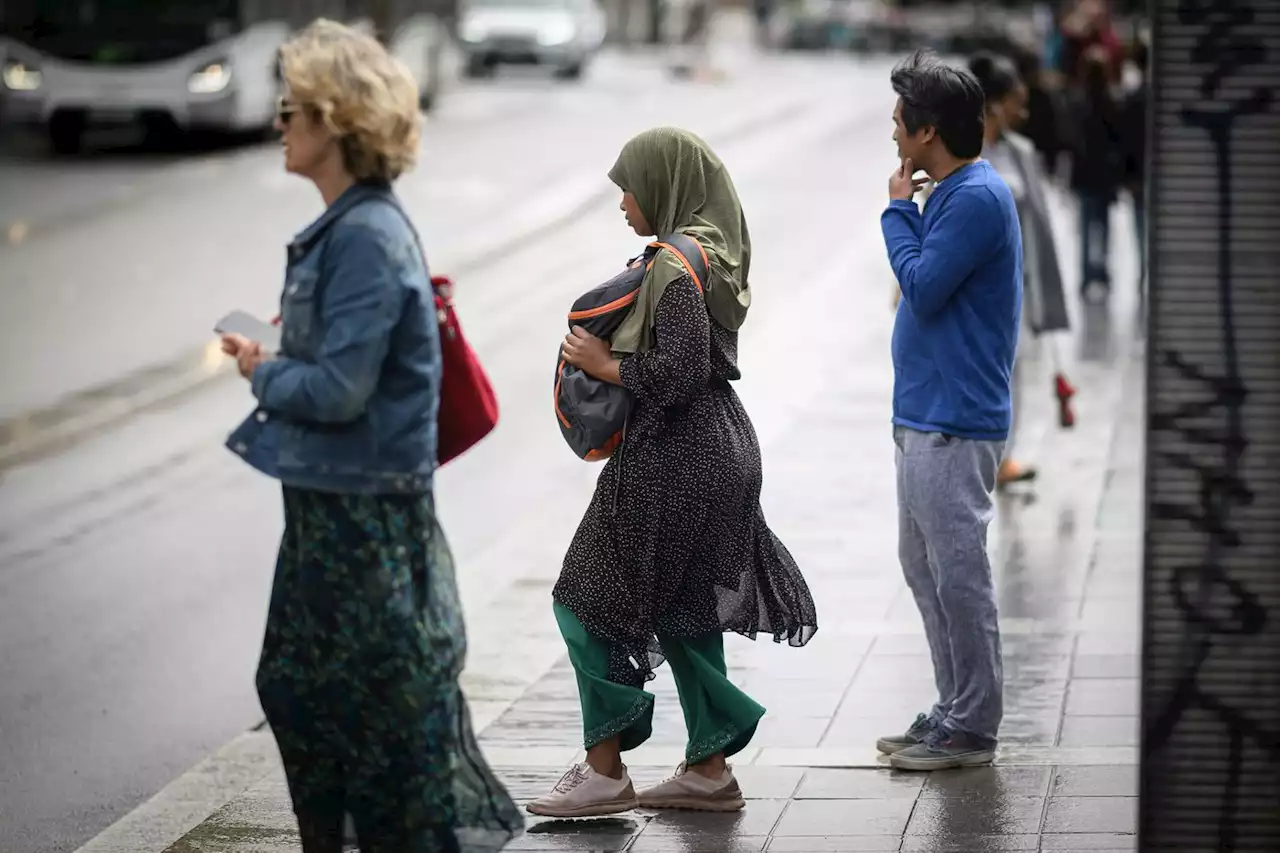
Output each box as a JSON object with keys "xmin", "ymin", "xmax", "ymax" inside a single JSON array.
[{"xmin": 1055, "ymin": 373, "xmax": 1077, "ymax": 428}]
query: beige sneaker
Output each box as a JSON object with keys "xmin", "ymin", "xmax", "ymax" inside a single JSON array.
[
  {"xmin": 637, "ymin": 762, "xmax": 745, "ymax": 812},
  {"xmin": 526, "ymin": 762, "xmax": 639, "ymax": 818}
]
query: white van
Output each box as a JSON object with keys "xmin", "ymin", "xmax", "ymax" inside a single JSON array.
[{"xmin": 0, "ymin": 0, "xmax": 446, "ymax": 154}]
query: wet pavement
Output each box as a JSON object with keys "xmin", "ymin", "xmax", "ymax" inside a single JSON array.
[
  {"xmin": 0, "ymin": 15, "xmax": 1149, "ymax": 852},
  {"xmin": 2, "ymin": 33, "xmax": 906, "ymax": 853},
  {"xmin": 157, "ymin": 352, "xmax": 1146, "ymax": 853},
  {"xmin": 150, "ymin": 183, "xmax": 1146, "ymax": 853}
]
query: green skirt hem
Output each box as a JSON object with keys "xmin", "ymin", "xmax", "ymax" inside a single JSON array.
[
  {"xmin": 584, "ymin": 691, "xmax": 656, "ymax": 753},
  {"xmin": 686, "ymin": 716, "xmax": 761, "ymax": 765}
]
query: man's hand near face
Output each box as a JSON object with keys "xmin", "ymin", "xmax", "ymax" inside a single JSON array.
[{"xmin": 889, "ymin": 157, "xmax": 930, "ymax": 201}]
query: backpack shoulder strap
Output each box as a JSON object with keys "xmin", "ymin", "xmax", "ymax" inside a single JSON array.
[{"xmin": 649, "ymin": 232, "xmax": 711, "ymax": 293}]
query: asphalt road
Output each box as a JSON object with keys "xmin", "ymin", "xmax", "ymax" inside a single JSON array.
[{"xmin": 0, "ymin": 47, "xmax": 907, "ymax": 853}]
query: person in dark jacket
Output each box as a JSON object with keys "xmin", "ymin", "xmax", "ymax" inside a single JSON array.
[
  {"xmin": 1067, "ymin": 48, "xmax": 1124, "ymax": 298},
  {"xmin": 1013, "ymin": 46, "xmax": 1068, "ymax": 180},
  {"xmin": 1058, "ymin": 0, "xmax": 1124, "ymax": 84},
  {"xmin": 220, "ymin": 20, "xmax": 521, "ymax": 852},
  {"xmin": 1119, "ymin": 38, "xmax": 1148, "ymax": 299}
]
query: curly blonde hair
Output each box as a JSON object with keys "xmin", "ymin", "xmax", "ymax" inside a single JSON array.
[{"xmin": 279, "ymin": 19, "xmax": 421, "ymax": 182}]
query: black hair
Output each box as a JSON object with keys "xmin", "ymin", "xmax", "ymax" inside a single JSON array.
[
  {"xmin": 1082, "ymin": 51, "xmax": 1111, "ymax": 97},
  {"xmin": 1011, "ymin": 45, "xmax": 1042, "ymax": 83},
  {"xmin": 967, "ymin": 52, "xmax": 1023, "ymax": 105},
  {"xmin": 1130, "ymin": 38, "xmax": 1149, "ymax": 72},
  {"xmin": 890, "ymin": 49, "xmax": 986, "ymax": 160}
]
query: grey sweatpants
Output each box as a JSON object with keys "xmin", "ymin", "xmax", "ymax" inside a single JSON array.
[{"xmin": 894, "ymin": 425, "xmax": 1005, "ymax": 747}]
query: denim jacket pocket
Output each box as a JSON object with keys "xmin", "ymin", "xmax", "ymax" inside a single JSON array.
[
  {"xmin": 278, "ymin": 417, "xmax": 377, "ymax": 476},
  {"xmin": 279, "ymin": 267, "xmax": 320, "ymax": 356}
]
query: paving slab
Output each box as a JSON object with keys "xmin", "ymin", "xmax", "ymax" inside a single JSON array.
[{"xmin": 157, "ymin": 195, "xmax": 1147, "ymax": 852}]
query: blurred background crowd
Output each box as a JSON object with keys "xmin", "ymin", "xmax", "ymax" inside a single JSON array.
[{"xmin": 751, "ymin": 0, "xmax": 1150, "ymax": 301}]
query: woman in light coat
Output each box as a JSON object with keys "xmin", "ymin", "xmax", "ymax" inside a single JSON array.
[{"xmin": 968, "ymin": 52, "xmax": 1076, "ymax": 488}]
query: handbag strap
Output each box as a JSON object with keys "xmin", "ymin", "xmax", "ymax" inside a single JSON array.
[
  {"xmin": 270, "ymin": 197, "xmax": 436, "ymax": 325},
  {"xmin": 378, "ymin": 197, "xmax": 437, "ymax": 289}
]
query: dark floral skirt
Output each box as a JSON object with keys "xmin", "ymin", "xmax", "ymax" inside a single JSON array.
[{"xmin": 256, "ymin": 487, "xmax": 523, "ymax": 852}]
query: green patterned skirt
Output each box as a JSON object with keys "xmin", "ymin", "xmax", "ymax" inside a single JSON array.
[{"xmin": 255, "ymin": 487, "xmax": 523, "ymax": 853}]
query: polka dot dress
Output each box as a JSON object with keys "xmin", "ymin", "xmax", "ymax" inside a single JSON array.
[{"xmin": 553, "ymin": 274, "xmax": 819, "ymax": 689}]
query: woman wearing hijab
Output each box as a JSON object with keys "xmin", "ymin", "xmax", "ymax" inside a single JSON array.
[
  {"xmin": 968, "ymin": 53, "xmax": 1075, "ymax": 489},
  {"xmin": 528, "ymin": 127, "xmax": 818, "ymax": 818}
]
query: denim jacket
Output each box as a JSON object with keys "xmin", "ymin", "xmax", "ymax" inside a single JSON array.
[{"xmin": 226, "ymin": 182, "xmax": 441, "ymax": 495}]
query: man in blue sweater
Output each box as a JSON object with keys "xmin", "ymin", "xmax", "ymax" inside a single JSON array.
[{"xmin": 876, "ymin": 50, "xmax": 1023, "ymax": 771}]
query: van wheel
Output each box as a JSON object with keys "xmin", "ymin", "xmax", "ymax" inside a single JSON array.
[
  {"xmin": 554, "ymin": 61, "xmax": 583, "ymax": 80},
  {"xmin": 48, "ymin": 113, "xmax": 84, "ymax": 155},
  {"xmin": 465, "ymin": 56, "xmax": 493, "ymax": 78},
  {"xmin": 421, "ymin": 40, "xmax": 442, "ymax": 110}
]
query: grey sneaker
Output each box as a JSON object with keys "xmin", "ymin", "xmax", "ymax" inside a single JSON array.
[
  {"xmin": 526, "ymin": 762, "xmax": 639, "ymax": 818},
  {"xmin": 888, "ymin": 728, "xmax": 995, "ymax": 771},
  {"xmin": 875, "ymin": 712, "xmax": 936, "ymax": 755},
  {"xmin": 637, "ymin": 762, "xmax": 745, "ymax": 812}
]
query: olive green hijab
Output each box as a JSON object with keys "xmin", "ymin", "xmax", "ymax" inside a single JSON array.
[{"xmin": 607, "ymin": 127, "xmax": 752, "ymax": 354}]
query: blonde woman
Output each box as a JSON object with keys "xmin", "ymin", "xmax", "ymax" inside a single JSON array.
[{"xmin": 220, "ymin": 20, "xmax": 520, "ymax": 852}]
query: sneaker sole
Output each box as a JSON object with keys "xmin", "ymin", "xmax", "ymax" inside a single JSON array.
[
  {"xmin": 875, "ymin": 738, "xmax": 915, "ymax": 755},
  {"xmin": 638, "ymin": 795, "xmax": 746, "ymax": 812},
  {"xmin": 888, "ymin": 750, "xmax": 995, "ymax": 771},
  {"xmin": 997, "ymin": 472, "xmax": 1038, "ymax": 487},
  {"xmin": 524, "ymin": 797, "xmax": 639, "ymax": 819}
]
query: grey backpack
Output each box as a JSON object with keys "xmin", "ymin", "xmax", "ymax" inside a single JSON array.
[{"xmin": 554, "ymin": 234, "xmax": 708, "ymax": 461}]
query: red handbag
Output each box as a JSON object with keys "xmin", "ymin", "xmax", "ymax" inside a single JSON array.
[
  {"xmin": 429, "ymin": 274, "xmax": 499, "ymax": 464},
  {"xmin": 267, "ymin": 274, "xmax": 498, "ymax": 466}
]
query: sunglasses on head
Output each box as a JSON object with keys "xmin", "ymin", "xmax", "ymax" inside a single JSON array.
[{"xmin": 276, "ymin": 96, "xmax": 301, "ymax": 124}]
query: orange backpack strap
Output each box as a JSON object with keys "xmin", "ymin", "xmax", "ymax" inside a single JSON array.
[{"xmin": 647, "ymin": 233, "xmax": 710, "ymax": 293}]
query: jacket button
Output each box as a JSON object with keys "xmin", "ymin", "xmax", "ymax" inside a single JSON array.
[
  {"xmin": 233, "ymin": 442, "xmax": 248, "ymax": 454},
  {"xmin": 255, "ymin": 411, "xmax": 268, "ymax": 423}
]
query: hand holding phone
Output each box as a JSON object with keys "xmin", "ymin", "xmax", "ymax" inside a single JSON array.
[
  {"xmin": 221, "ymin": 333, "xmax": 254, "ymax": 357},
  {"xmin": 215, "ymin": 310, "xmax": 281, "ymax": 352}
]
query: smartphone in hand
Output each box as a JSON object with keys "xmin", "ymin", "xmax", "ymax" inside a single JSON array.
[{"xmin": 215, "ymin": 310, "xmax": 282, "ymax": 352}]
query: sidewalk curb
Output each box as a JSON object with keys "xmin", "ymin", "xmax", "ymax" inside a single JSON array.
[
  {"xmin": 72, "ymin": 730, "xmax": 278, "ymax": 853},
  {"xmin": 0, "ymin": 95, "xmax": 807, "ymax": 476}
]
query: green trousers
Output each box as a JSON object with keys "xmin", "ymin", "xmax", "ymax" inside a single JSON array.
[{"xmin": 554, "ymin": 602, "xmax": 765, "ymax": 765}]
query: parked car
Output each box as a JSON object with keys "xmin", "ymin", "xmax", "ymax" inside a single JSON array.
[
  {"xmin": 457, "ymin": 0, "xmax": 606, "ymax": 79},
  {"xmin": 774, "ymin": 0, "xmax": 909, "ymax": 53}
]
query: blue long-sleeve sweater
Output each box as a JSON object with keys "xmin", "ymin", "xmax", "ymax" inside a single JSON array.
[{"xmin": 882, "ymin": 160, "xmax": 1023, "ymax": 442}]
